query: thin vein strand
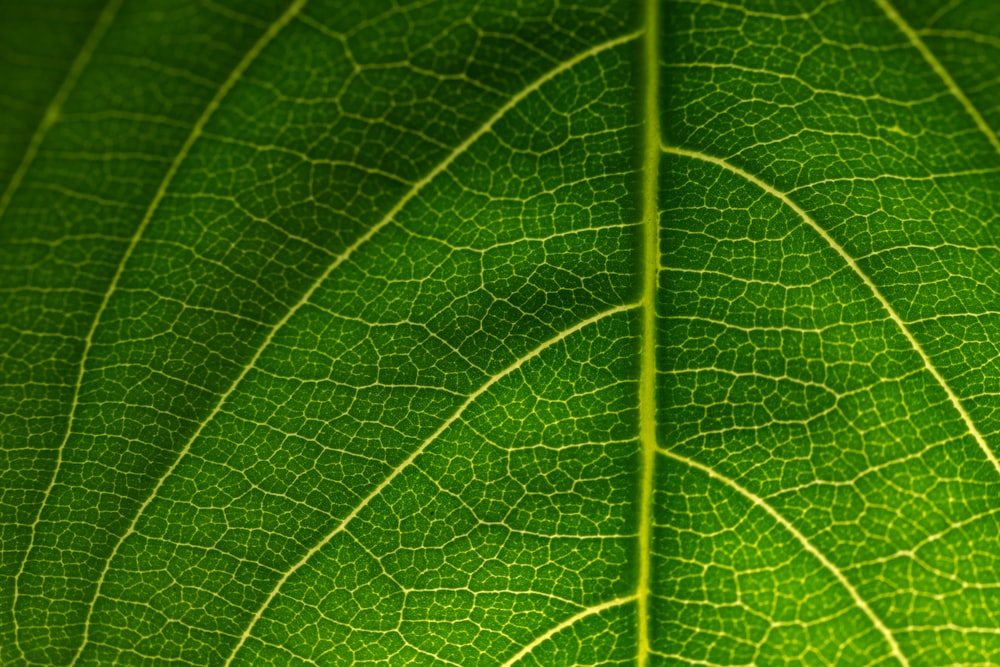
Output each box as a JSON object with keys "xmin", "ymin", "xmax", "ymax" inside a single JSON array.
[{"xmin": 500, "ymin": 596, "xmax": 637, "ymax": 667}]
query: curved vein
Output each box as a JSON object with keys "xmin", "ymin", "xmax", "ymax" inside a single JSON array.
[
  {"xmin": 874, "ymin": 0, "xmax": 1000, "ymax": 153},
  {"xmin": 222, "ymin": 302, "xmax": 637, "ymax": 666},
  {"xmin": 500, "ymin": 595, "xmax": 637, "ymax": 667},
  {"xmin": 658, "ymin": 447, "xmax": 909, "ymax": 666},
  {"xmin": 661, "ymin": 143, "xmax": 1000, "ymax": 477},
  {"xmin": 0, "ymin": 0, "xmax": 123, "ymax": 222},
  {"xmin": 72, "ymin": 28, "xmax": 641, "ymax": 660},
  {"xmin": 9, "ymin": 0, "xmax": 311, "ymax": 662}
]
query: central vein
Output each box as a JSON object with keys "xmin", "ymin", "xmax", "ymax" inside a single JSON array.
[{"xmin": 637, "ymin": 0, "xmax": 660, "ymax": 662}]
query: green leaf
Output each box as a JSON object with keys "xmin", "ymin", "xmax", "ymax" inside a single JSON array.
[{"xmin": 2, "ymin": 0, "xmax": 1000, "ymax": 665}]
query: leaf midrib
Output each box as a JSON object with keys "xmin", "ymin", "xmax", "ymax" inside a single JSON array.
[
  {"xmin": 19, "ymin": 1, "xmax": 988, "ymax": 663},
  {"xmin": 636, "ymin": 0, "xmax": 660, "ymax": 663}
]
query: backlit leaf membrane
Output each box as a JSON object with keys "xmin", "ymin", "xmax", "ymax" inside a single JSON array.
[{"xmin": 2, "ymin": 0, "xmax": 1000, "ymax": 665}]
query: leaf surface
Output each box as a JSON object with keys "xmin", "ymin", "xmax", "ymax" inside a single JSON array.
[{"xmin": 1, "ymin": 0, "xmax": 1000, "ymax": 665}]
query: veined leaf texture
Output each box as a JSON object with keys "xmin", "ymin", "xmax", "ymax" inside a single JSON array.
[{"xmin": 1, "ymin": 0, "xmax": 999, "ymax": 664}]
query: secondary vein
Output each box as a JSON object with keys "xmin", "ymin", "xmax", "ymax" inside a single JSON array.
[
  {"xmin": 659, "ymin": 448, "xmax": 910, "ymax": 666},
  {"xmin": 660, "ymin": 144, "xmax": 1000, "ymax": 478},
  {"xmin": 501, "ymin": 595, "xmax": 637, "ymax": 667},
  {"xmin": 60, "ymin": 0, "xmax": 310, "ymax": 662},
  {"xmin": 875, "ymin": 0, "xmax": 1000, "ymax": 154},
  {"xmin": 222, "ymin": 303, "xmax": 638, "ymax": 666},
  {"xmin": 72, "ymin": 28, "xmax": 641, "ymax": 664},
  {"xmin": 0, "ymin": 0, "xmax": 123, "ymax": 223}
]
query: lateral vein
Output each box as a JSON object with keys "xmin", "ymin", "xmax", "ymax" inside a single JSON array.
[
  {"xmin": 222, "ymin": 303, "xmax": 637, "ymax": 666},
  {"xmin": 54, "ymin": 0, "xmax": 311, "ymax": 663},
  {"xmin": 875, "ymin": 0, "xmax": 1000, "ymax": 154},
  {"xmin": 661, "ymin": 143, "xmax": 1000, "ymax": 478},
  {"xmin": 659, "ymin": 447, "xmax": 909, "ymax": 666},
  {"xmin": 500, "ymin": 596, "xmax": 637, "ymax": 667},
  {"xmin": 0, "ymin": 0, "xmax": 123, "ymax": 222},
  {"xmin": 73, "ymin": 28, "xmax": 640, "ymax": 663}
]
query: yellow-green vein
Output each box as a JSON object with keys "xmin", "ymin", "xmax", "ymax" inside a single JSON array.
[
  {"xmin": 661, "ymin": 143, "xmax": 1000, "ymax": 479},
  {"xmin": 501, "ymin": 596, "xmax": 637, "ymax": 667},
  {"xmin": 875, "ymin": 0, "xmax": 1000, "ymax": 154},
  {"xmin": 658, "ymin": 447, "xmax": 909, "ymax": 666},
  {"xmin": 0, "ymin": 0, "xmax": 123, "ymax": 223},
  {"xmin": 223, "ymin": 302, "xmax": 638, "ymax": 666},
  {"xmin": 74, "ymin": 28, "xmax": 641, "ymax": 663},
  {"xmin": 12, "ymin": 0, "xmax": 311, "ymax": 662},
  {"xmin": 637, "ymin": 0, "xmax": 659, "ymax": 663}
]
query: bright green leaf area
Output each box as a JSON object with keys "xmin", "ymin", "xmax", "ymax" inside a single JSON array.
[{"xmin": 2, "ymin": 0, "xmax": 1000, "ymax": 664}]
